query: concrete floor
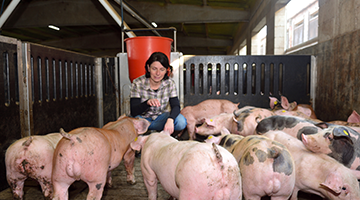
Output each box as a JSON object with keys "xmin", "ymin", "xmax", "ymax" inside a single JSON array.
[
  {"xmin": 0, "ymin": 155, "xmax": 324, "ymax": 200},
  {"xmin": 0, "ymin": 156, "xmax": 171, "ymax": 200},
  {"xmin": 0, "ymin": 129, "xmax": 324, "ymax": 200}
]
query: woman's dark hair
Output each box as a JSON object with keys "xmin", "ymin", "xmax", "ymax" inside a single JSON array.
[{"xmin": 145, "ymin": 52, "xmax": 173, "ymax": 80}]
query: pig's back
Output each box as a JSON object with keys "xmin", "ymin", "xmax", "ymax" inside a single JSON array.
[
  {"xmin": 175, "ymin": 143, "xmax": 242, "ymax": 200},
  {"xmin": 183, "ymin": 99, "xmax": 238, "ymax": 119},
  {"xmin": 141, "ymin": 140, "xmax": 198, "ymax": 198},
  {"xmin": 53, "ymin": 128, "xmax": 112, "ymax": 181}
]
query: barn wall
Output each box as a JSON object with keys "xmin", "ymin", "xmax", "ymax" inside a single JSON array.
[
  {"xmin": 315, "ymin": 0, "xmax": 360, "ymax": 121},
  {"xmin": 291, "ymin": 0, "xmax": 360, "ymax": 121}
]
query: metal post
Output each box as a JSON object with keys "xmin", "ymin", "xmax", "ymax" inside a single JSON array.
[
  {"xmin": 18, "ymin": 42, "xmax": 34, "ymax": 137},
  {"xmin": 95, "ymin": 58, "xmax": 104, "ymax": 128}
]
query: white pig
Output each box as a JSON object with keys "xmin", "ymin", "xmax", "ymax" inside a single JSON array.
[
  {"xmin": 131, "ymin": 131, "xmax": 242, "ymax": 200},
  {"xmin": 5, "ymin": 133, "xmax": 63, "ymax": 200},
  {"xmin": 179, "ymin": 99, "xmax": 239, "ymax": 140},
  {"xmin": 196, "ymin": 106, "xmax": 274, "ymax": 137}
]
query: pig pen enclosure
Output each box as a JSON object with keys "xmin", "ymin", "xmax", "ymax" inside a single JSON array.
[{"xmin": 0, "ymin": 35, "xmax": 317, "ymax": 199}]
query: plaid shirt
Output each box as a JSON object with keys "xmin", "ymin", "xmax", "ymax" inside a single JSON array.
[{"xmin": 130, "ymin": 75, "xmax": 178, "ymax": 120}]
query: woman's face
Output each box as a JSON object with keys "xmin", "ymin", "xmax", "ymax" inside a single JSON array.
[{"xmin": 148, "ymin": 61, "xmax": 167, "ymax": 83}]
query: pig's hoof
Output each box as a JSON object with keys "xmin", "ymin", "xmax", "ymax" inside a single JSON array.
[{"xmin": 127, "ymin": 180, "xmax": 137, "ymax": 185}]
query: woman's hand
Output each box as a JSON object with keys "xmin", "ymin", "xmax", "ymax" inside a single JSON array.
[
  {"xmin": 147, "ymin": 99, "xmax": 161, "ymax": 107},
  {"xmin": 164, "ymin": 118, "xmax": 174, "ymax": 134}
]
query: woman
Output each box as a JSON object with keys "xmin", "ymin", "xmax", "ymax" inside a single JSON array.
[{"xmin": 130, "ymin": 52, "xmax": 187, "ymax": 134}]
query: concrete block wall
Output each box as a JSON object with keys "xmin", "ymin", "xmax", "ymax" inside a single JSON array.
[{"xmin": 313, "ymin": 0, "xmax": 360, "ymax": 121}]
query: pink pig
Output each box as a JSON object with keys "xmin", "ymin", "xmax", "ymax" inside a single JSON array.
[
  {"xmin": 206, "ymin": 133, "xmax": 296, "ymax": 200},
  {"xmin": 327, "ymin": 110, "xmax": 360, "ymax": 133},
  {"xmin": 269, "ymin": 96, "xmax": 318, "ymax": 120},
  {"xmin": 195, "ymin": 106, "xmax": 274, "ymax": 137},
  {"xmin": 51, "ymin": 115, "xmax": 150, "ymax": 200},
  {"xmin": 264, "ymin": 130, "xmax": 360, "ymax": 200},
  {"xmin": 130, "ymin": 131, "xmax": 242, "ymax": 200},
  {"xmin": 179, "ymin": 99, "xmax": 239, "ymax": 140},
  {"xmin": 5, "ymin": 133, "xmax": 63, "ymax": 199}
]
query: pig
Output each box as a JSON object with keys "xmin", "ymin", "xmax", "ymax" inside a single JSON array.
[
  {"xmin": 195, "ymin": 106, "xmax": 274, "ymax": 137},
  {"xmin": 206, "ymin": 133, "xmax": 296, "ymax": 200},
  {"xmin": 327, "ymin": 111, "xmax": 360, "ymax": 133},
  {"xmin": 301, "ymin": 124, "xmax": 360, "ymax": 173},
  {"xmin": 179, "ymin": 99, "xmax": 239, "ymax": 140},
  {"xmin": 51, "ymin": 115, "xmax": 150, "ymax": 200},
  {"xmin": 269, "ymin": 96, "xmax": 318, "ymax": 120},
  {"xmin": 264, "ymin": 130, "xmax": 360, "ymax": 200},
  {"xmin": 232, "ymin": 106, "xmax": 275, "ymax": 136},
  {"xmin": 256, "ymin": 115, "xmax": 322, "ymax": 140},
  {"xmin": 130, "ymin": 131, "xmax": 242, "ymax": 200},
  {"xmin": 5, "ymin": 133, "xmax": 63, "ymax": 199},
  {"xmin": 347, "ymin": 110, "xmax": 360, "ymax": 123}
]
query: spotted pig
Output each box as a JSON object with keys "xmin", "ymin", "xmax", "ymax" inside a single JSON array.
[
  {"xmin": 301, "ymin": 124, "xmax": 360, "ymax": 177},
  {"xmin": 256, "ymin": 115, "xmax": 322, "ymax": 140},
  {"xmin": 264, "ymin": 130, "xmax": 360, "ymax": 200},
  {"xmin": 206, "ymin": 133, "xmax": 295, "ymax": 200}
]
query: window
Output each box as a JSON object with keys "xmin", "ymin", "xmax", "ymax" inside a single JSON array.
[
  {"xmin": 293, "ymin": 21, "xmax": 304, "ymax": 46},
  {"xmin": 285, "ymin": 0, "xmax": 318, "ymax": 50},
  {"xmin": 309, "ymin": 12, "xmax": 318, "ymax": 40}
]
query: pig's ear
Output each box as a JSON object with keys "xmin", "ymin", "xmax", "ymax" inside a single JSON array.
[
  {"xmin": 205, "ymin": 118, "xmax": 216, "ymax": 126},
  {"xmin": 347, "ymin": 110, "xmax": 360, "ymax": 123},
  {"xmin": 315, "ymin": 122, "xmax": 330, "ymax": 129},
  {"xmin": 117, "ymin": 114, "xmax": 127, "ymax": 120},
  {"xmin": 205, "ymin": 135, "xmax": 221, "ymax": 144},
  {"xmin": 332, "ymin": 127, "xmax": 353, "ymax": 144},
  {"xmin": 269, "ymin": 97, "xmax": 279, "ymax": 109},
  {"xmin": 350, "ymin": 169, "xmax": 360, "ymax": 180},
  {"xmin": 132, "ymin": 118, "xmax": 151, "ymax": 134},
  {"xmin": 232, "ymin": 115, "xmax": 238, "ymax": 123},
  {"xmin": 280, "ymin": 96, "xmax": 293, "ymax": 110},
  {"xmin": 130, "ymin": 135, "xmax": 148, "ymax": 151},
  {"xmin": 320, "ymin": 171, "xmax": 343, "ymax": 194},
  {"xmin": 220, "ymin": 127, "xmax": 231, "ymax": 135},
  {"xmin": 199, "ymin": 118, "xmax": 206, "ymax": 124}
]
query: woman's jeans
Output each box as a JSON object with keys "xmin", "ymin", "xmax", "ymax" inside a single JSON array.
[{"xmin": 138, "ymin": 112, "xmax": 187, "ymax": 131}]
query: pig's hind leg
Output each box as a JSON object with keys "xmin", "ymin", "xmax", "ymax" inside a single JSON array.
[
  {"xmin": 52, "ymin": 181, "xmax": 72, "ymax": 200},
  {"xmin": 38, "ymin": 178, "xmax": 53, "ymax": 199},
  {"xmin": 142, "ymin": 169, "xmax": 158, "ymax": 200},
  {"xmin": 87, "ymin": 181, "xmax": 106, "ymax": 200},
  {"xmin": 123, "ymin": 148, "xmax": 136, "ymax": 184},
  {"xmin": 7, "ymin": 176, "xmax": 26, "ymax": 199}
]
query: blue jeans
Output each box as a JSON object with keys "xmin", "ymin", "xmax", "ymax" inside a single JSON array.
[{"xmin": 138, "ymin": 112, "xmax": 187, "ymax": 131}]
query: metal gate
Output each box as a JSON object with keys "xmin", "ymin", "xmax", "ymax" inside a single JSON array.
[
  {"xmin": 0, "ymin": 36, "xmax": 119, "ymax": 190},
  {"xmin": 183, "ymin": 55, "xmax": 313, "ymax": 108}
]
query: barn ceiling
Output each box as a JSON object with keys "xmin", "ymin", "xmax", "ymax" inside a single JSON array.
[{"xmin": 0, "ymin": 0, "xmax": 259, "ymax": 57}]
